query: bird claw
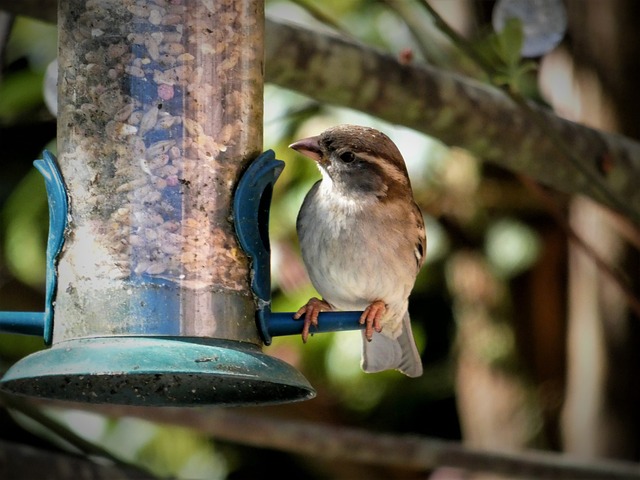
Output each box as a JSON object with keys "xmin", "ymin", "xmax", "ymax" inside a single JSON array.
[
  {"xmin": 294, "ymin": 297, "xmax": 332, "ymax": 343},
  {"xmin": 360, "ymin": 300, "xmax": 386, "ymax": 341}
]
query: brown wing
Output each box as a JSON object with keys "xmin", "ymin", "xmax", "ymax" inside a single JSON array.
[{"xmin": 412, "ymin": 201, "xmax": 426, "ymax": 270}]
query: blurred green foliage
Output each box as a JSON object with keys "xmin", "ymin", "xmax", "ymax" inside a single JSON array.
[
  {"xmin": 0, "ymin": 17, "xmax": 55, "ymax": 124},
  {"xmin": 0, "ymin": 68, "xmax": 45, "ymax": 123},
  {"xmin": 2, "ymin": 166, "xmax": 48, "ymax": 287}
]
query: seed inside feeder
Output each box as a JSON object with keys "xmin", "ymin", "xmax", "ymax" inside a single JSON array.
[{"xmin": 55, "ymin": 0, "xmax": 264, "ymax": 341}]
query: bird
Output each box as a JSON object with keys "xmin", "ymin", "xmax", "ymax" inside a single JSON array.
[{"xmin": 289, "ymin": 124, "xmax": 426, "ymax": 377}]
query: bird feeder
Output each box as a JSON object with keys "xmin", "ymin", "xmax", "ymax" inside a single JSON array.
[{"xmin": 0, "ymin": 0, "xmax": 363, "ymax": 407}]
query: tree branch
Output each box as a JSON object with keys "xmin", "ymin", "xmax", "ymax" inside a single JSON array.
[
  {"xmin": 18, "ymin": 400, "xmax": 640, "ymax": 480},
  {"xmin": 264, "ymin": 18, "xmax": 640, "ymax": 222}
]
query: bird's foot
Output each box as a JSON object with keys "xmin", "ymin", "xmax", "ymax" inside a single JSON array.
[
  {"xmin": 294, "ymin": 297, "xmax": 332, "ymax": 343},
  {"xmin": 360, "ymin": 300, "xmax": 386, "ymax": 341}
]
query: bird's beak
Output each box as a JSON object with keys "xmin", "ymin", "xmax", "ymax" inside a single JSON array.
[{"xmin": 289, "ymin": 135, "xmax": 323, "ymax": 163}]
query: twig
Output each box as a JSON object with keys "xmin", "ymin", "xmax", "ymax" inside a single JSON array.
[
  {"xmin": 0, "ymin": 439, "xmax": 150, "ymax": 480},
  {"xmin": 0, "ymin": 393, "xmax": 155, "ymax": 478},
  {"xmin": 380, "ymin": 0, "xmax": 444, "ymax": 64},
  {"xmin": 420, "ymin": 1, "xmax": 493, "ymax": 74},
  {"xmin": 288, "ymin": 0, "xmax": 354, "ymax": 39}
]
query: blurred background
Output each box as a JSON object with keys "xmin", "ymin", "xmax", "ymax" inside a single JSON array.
[{"xmin": 1, "ymin": 0, "xmax": 640, "ymax": 478}]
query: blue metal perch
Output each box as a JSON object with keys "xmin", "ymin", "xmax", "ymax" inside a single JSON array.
[{"xmin": 233, "ymin": 150, "xmax": 364, "ymax": 345}]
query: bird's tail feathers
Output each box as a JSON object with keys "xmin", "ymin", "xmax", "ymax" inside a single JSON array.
[{"xmin": 361, "ymin": 312, "xmax": 423, "ymax": 377}]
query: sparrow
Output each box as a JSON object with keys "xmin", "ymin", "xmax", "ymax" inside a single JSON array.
[{"xmin": 290, "ymin": 124, "xmax": 426, "ymax": 377}]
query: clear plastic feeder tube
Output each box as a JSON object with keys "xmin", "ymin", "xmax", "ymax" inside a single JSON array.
[{"xmin": 55, "ymin": 0, "xmax": 264, "ymax": 342}]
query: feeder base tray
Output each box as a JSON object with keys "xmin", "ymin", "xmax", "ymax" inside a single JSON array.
[{"xmin": 0, "ymin": 336, "xmax": 315, "ymax": 406}]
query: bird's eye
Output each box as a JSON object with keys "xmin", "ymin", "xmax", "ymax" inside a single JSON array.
[{"xmin": 339, "ymin": 151, "xmax": 356, "ymax": 163}]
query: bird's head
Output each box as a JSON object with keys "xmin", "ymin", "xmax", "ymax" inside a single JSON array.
[{"xmin": 289, "ymin": 124, "xmax": 412, "ymax": 200}]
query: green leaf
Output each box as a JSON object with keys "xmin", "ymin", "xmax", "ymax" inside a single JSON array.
[{"xmin": 496, "ymin": 17, "xmax": 524, "ymax": 68}]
